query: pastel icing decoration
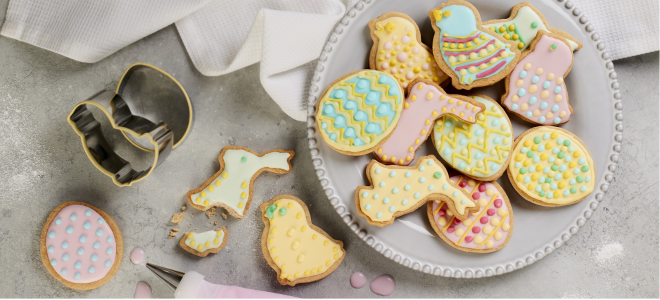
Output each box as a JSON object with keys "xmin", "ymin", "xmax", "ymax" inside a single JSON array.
[
  {"xmin": 368, "ymin": 12, "xmax": 448, "ymax": 89},
  {"xmin": 356, "ymin": 155, "xmax": 478, "ymax": 226},
  {"xmin": 429, "ymin": 0, "xmax": 521, "ymax": 89},
  {"xmin": 501, "ymin": 31, "xmax": 573, "ymax": 125},
  {"xmin": 40, "ymin": 202, "xmax": 122, "ymax": 290},
  {"xmin": 433, "ymin": 94, "xmax": 512, "ymax": 180},
  {"xmin": 260, "ymin": 195, "xmax": 346, "ymax": 286},
  {"xmin": 315, "ymin": 70, "xmax": 404, "ymax": 155},
  {"xmin": 508, "ymin": 126, "xmax": 596, "ymax": 206},
  {"xmin": 187, "ymin": 146, "xmax": 294, "ymax": 219},
  {"xmin": 428, "ymin": 176, "xmax": 513, "ymax": 252},
  {"xmin": 179, "ymin": 227, "xmax": 228, "ymax": 257},
  {"xmin": 374, "ymin": 78, "xmax": 485, "ymax": 166},
  {"xmin": 483, "ymin": 3, "xmax": 582, "ymax": 52}
]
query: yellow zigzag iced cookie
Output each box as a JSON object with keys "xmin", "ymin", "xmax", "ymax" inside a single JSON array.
[
  {"xmin": 356, "ymin": 155, "xmax": 477, "ymax": 227},
  {"xmin": 179, "ymin": 227, "xmax": 228, "ymax": 257},
  {"xmin": 187, "ymin": 146, "xmax": 294, "ymax": 219},
  {"xmin": 368, "ymin": 12, "xmax": 448, "ymax": 89},
  {"xmin": 260, "ymin": 195, "xmax": 345, "ymax": 286}
]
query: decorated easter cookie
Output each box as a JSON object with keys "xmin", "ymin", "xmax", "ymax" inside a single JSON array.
[
  {"xmin": 374, "ymin": 78, "xmax": 485, "ymax": 166},
  {"xmin": 368, "ymin": 12, "xmax": 448, "ymax": 89},
  {"xmin": 179, "ymin": 227, "xmax": 228, "ymax": 257},
  {"xmin": 432, "ymin": 94, "xmax": 513, "ymax": 181},
  {"xmin": 508, "ymin": 127, "xmax": 595, "ymax": 206},
  {"xmin": 429, "ymin": 0, "xmax": 521, "ymax": 89},
  {"xmin": 356, "ymin": 155, "xmax": 477, "ymax": 227},
  {"xmin": 483, "ymin": 2, "xmax": 582, "ymax": 52},
  {"xmin": 428, "ymin": 176, "xmax": 513, "ymax": 253},
  {"xmin": 315, "ymin": 70, "xmax": 404, "ymax": 155},
  {"xmin": 501, "ymin": 32, "xmax": 574, "ymax": 125},
  {"xmin": 187, "ymin": 146, "xmax": 294, "ymax": 219},
  {"xmin": 40, "ymin": 202, "xmax": 123, "ymax": 290},
  {"xmin": 260, "ymin": 195, "xmax": 345, "ymax": 286}
]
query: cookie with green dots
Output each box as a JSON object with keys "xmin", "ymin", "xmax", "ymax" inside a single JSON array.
[{"xmin": 507, "ymin": 126, "xmax": 595, "ymax": 206}]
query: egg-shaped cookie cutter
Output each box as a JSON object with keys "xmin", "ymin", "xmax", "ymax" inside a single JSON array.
[{"xmin": 67, "ymin": 63, "xmax": 192, "ymax": 186}]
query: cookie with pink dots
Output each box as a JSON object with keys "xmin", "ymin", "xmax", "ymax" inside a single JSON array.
[
  {"xmin": 40, "ymin": 202, "xmax": 123, "ymax": 290},
  {"xmin": 501, "ymin": 31, "xmax": 574, "ymax": 125},
  {"xmin": 368, "ymin": 12, "xmax": 448, "ymax": 89},
  {"xmin": 428, "ymin": 175, "xmax": 513, "ymax": 253}
]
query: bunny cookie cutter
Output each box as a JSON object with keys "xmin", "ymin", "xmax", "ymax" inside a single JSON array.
[{"xmin": 67, "ymin": 63, "xmax": 193, "ymax": 187}]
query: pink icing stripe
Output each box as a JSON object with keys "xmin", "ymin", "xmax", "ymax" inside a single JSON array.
[
  {"xmin": 443, "ymin": 40, "xmax": 494, "ymax": 56},
  {"xmin": 441, "ymin": 34, "xmax": 480, "ymax": 43},
  {"xmin": 454, "ymin": 49, "xmax": 504, "ymax": 71},
  {"xmin": 476, "ymin": 61, "xmax": 507, "ymax": 78},
  {"xmin": 45, "ymin": 204, "xmax": 117, "ymax": 284}
]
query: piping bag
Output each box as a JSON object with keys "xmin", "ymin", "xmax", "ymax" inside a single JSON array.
[{"xmin": 147, "ymin": 263, "xmax": 295, "ymax": 298}]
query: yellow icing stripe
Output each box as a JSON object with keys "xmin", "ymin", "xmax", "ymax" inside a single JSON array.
[
  {"xmin": 457, "ymin": 192, "xmax": 499, "ymax": 245},
  {"xmin": 475, "ymin": 211, "xmax": 508, "ymax": 249},
  {"xmin": 321, "ymin": 98, "xmax": 379, "ymax": 141},
  {"xmin": 443, "ymin": 30, "xmax": 479, "ymax": 39},
  {"xmin": 444, "ymin": 39, "xmax": 494, "ymax": 57}
]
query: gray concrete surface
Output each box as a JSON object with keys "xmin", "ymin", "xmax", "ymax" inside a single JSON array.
[{"xmin": 0, "ymin": 2, "xmax": 657, "ymax": 298}]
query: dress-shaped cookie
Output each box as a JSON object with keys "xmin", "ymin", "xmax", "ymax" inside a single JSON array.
[
  {"xmin": 315, "ymin": 70, "xmax": 404, "ymax": 155},
  {"xmin": 373, "ymin": 78, "xmax": 485, "ymax": 166},
  {"xmin": 501, "ymin": 32, "xmax": 573, "ymax": 125},
  {"xmin": 187, "ymin": 147, "xmax": 294, "ymax": 219},
  {"xmin": 428, "ymin": 176, "xmax": 513, "ymax": 253},
  {"xmin": 483, "ymin": 2, "xmax": 582, "ymax": 52},
  {"xmin": 369, "ymin": 12, "xmax": 448, "ymax": 89},
  {"xmin": 356, "ymin": 155, "xmax": 478, "ymax": 226},
  {"xmin": 432, "ymin": 94, "xmax": 513, "ymax": 181},
  {"xmin": 260, "ymin": 195, "xmax": 345, "ymax": 286},
  {"xmin": 429, "ymin": 0, "xmax": 521, "ymax": 89}
]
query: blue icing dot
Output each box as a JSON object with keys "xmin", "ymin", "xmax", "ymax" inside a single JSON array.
[
  {"xmin": 554, "ymin": 173, "xmax": 562, "ymax": 180},
  {"xmin": 519, "ymin": 70, "xmax": 527, "ymax": 78},
  {"xmin": 527, "ymin": 166, "xmax": 535, "ymax": 172},
  {"xmin": 540, "ymin": 102, "xmax": 548, "ymax": 109},
  {"xmin": 559, "ymin": 165, "xmax": 567, "ymax": 172},
  {"xmin": 475, "ymin": 153, "xmax": 482, "ymax": 159},
  {"xmin": 375, "ymin": 168, "xmax": 381, "ymax": 174},
  {"xmin": 543, "ymin": 133, "xmax": 550, "ymax": 139},
  {"xmin": 511, "ymin": 104, "xmax": 518, "ymax": 110},
  {"xmin": 459, "ymin": 139, "xmax": 467, "ymax": 145},
  {"xmin": 492, "ymin": 119, "xmax": 499, "ymax": 126},
  {"xmin": 366, "ymin": 91, "xmax": 380, "ymax": 105},
  {"xmin": 414, "ymin": 193, "xmax": 421, "ymax": 199},
  {"xmin": 357, "ymin": 78, "xmax": 369, "ymax": 89},
  {"xmin": 106, "ymin": 248, "xmax": 113, "ymax": 255},
  {"xmin": 427, "ymin": 160, "xmax": 434, "ymax": 166},
  {"xmin": 521, "ymin": 147, "xmax": 528, "ymax": 153},
  {"xmin": 526, "ymin": 111, "xmax": 533, "ymax": 118},
  {"xmin": 344, "ymin": 127, "xmax": 356, "ymax": 138},
  {"xmin": 453, "ymin": 191, "xmax": 459, "ymax": 197},
  {"xmin": 543, "ymin": 167, "xmax": 550, "ymax": 173},
  {"xmin": 365, "ymin": 204, "xmax": 371, "ymax": 210},
  {"xmin": 554, "ymin": 86, "xmax": 562, "ymax": 93},
  {"xmin": 442, "ymin": 149, "xmax": 450, "ymax": 155},
  {"xmin": 55, "ymin": 218, "xmax": 62, "ymax": 225},
  {"xmin": 529, "ymin": 97, "xmax": 538, "ymax": 105},
  {"xmin": 74, "ymin": 262, "xmax": 82, "ymax": 269},
  {"xmin": 475, "ymin": 129, "xmax": 483, "ymax": 136},
  {"xmin": 404, "ymin": 185, "xmax": 411, "ymax": 191},
  {"xmin": 557, "ymin": 138, "xmax": 564, "ymax": 144},
  {"xmin": 105, "ymin": 260, "xmax": 112, "ymax": 267},
  {"xmin": 570, "ymin": 179, "xmax": 577, "ymax": 185},
  {"xmin": 321, "ymin": 123, "xmax": 327, "ymax": 129},
  {"xmin": 376, "ymin": 212, "xmax": 383, "ymax": 218},
  {"xmin": 419, "ymin": 166, "xmax": 425, "ymax": 171},
  {"xmin": 585, "ymin": 176, "xmax": 592, "ymax": 182},
  {"xmin": 77, "ymin": 248, "xmax": 84, "ymax": 255},
  {"xmin": 402, "ymin": 199, "xmax": 409, "ymax": 205},
  {"xmin": 579, "ymin": 158, "xmax": 586, "ymax": 164},
  {"xmin": 493, "ymin": 137, "xmax": 501, "ymax": 144},
  {"xmin": 419, "ymin": 177, "xmax": 426, "ymax": 183},
  {"xmin": 442, "ymin": 184, "xmax": 449, "ymax": 190},
  {"xmin": 538, "ymin": 145, "xmax": 545, "ymax": 151},
  {"xmin": 564, "ymin": 156, "xmax": 571, "ymax": 162},
  {"xmin": 531, "ymin": 75, "xmax": 539, "ymax": 83},
  {"xmin": 539, "ymin": 116, "xmax": 546, "ymax": 123},
  {"xmin": 353, "ymin": 139, "xmax": 365, "ymax": 146},
  {"xmin": 89, "ymin": 266, "xmax": 95, "ymax": 273},
  {"xmin": 66, "ymin": 226, "xmax": 73, "ymax": 234},
  {"xmin": 329, "ymin": 133, "xmax": 337, "ymax": 141},
  {"xmin": 383, "ymin": 198, "xmax": 389, "ymax": 204},
  {"xmin": 547, "ymin": 192, "xmax": 553, "ymax": 199},
  {"xmin": 365, "ymin": 123, "xmax": 380, "ymax": 134},
  {"xmin": 333, "ymin": 115, "xmax": 345, "ymax": 128},
  {"xmin": 554, "ymin": 117, "xmax": 561, "ymax": 124},
  {"xmin": 91, "ymin": 254, "xmax": 98, "ymax": 262},
  {"xmin": 552, "ymin": 104, "xmax": 559, "ymax": 112},
  {"xmin": 429, "ymin": 185, "xmax": 435, "ymax": 191},
  {"xmin": 552, "ymin": 148, "xmax": 559, "ymax": 154},
  {"xmin": 405, "ymin": 171, "xmax": 411, "ymax": 177},
  {"xmin": 50, "ymin": 259, "xmax": 57, "ymax": 266},
  {"xmin": 538, "ymin": 177, "xmax": 545, "ymax": 184},
  {"xmin": 353, "ymin": 111, "xmax": 367, "ymax": 121},
  {"xmin": 48, "ymin": 246, "xmax": 55, "ymax": 253},
  {"xmin": 83, "ymin": 222, "xmax": 91, "ymax": 229},
  {"xmin": 523, "ymin": 177, "xmax": 530, "ymax": 183},
  {"xmin": 344, "ymin": 100, "xmax": 355, "ymax": 110},
  {"xmin": 96, "ymin": 229, "xmax": 103, "ymax": 236},
  {"xmin": 376, "ymin": 103, "xmax": 392, "ymax": 117},
  {"xmin": 573, "ymin": 169, "xmax": 581, "ymax": 174},
  {"xmin": 564, "ymin": 190, "xmax": 570, "ymax": 196},
  {"xmin": 93, "ymin": 242, "xmax": 100, "ymax": 249},
  {"xmin": 79, "ymin": 235, "xmax": 86, "ymax": 243},
  {"xmin": 379, "ymin": 182, "xmax": 386, "ymax": 187},
  {"xmin": 362, "ymin": 192, "xmax": 368, "ymax": 197},
  {"xmin": 85, "ymin": 210, "xmax": 92, "ymax": 217},
  {"xmin": 491, "ymin": 163, "xmax": 498, "ymax": 170},
  {"xmin": 445, "ymin": 120, "xmax": 452, "ymax": 127},
  {"xmin": 376, "ymin": 73, "xmax": 401, "ymax": 97},
  {"xmin": 580, "ymin": 186, "xmax": 587, "ymax": 192},
  {"xmin": 518, "ymin": 88, "xmax": 526, "ymax": 96},
  {"xmin": 74, "ymin": 273, "xmax": 81, "ymax": 279},
  {"xmin": 389, "ymin": 171, "xmax": 396, "ymax": 177},
  {"xmin": 62, "ymin": 254, "xmax": 69, "ymax": 261},
  {"xmin": 389, "ymin": 206, "xmax": 395, "ymax": 212},
  {"xmin": 568, "ymin": 146, "xmax": 574, "ymax": 152},
  {"xmin": 533, "ymin": 156, "xmax": 540, "ymax": 163},
  {"xmin": 48, "ymin": 232, "xmax": 56, "ymax": 239},
  {"xmin": 333, "ymin": 89, "xmax": 346, "ymax": 99},
  {"xmin": 543, "ymin": 81, "xmax": 551, "ymax": 89},
  {"xmin": 458, "ymin": 162, "xmax": 466, "ymax": 169},
  {"xmin": 61, "ymin": 269, "xmax": 67, "ymax": 275},
  {"xmin": 461, "ymin": 199, "xmax": 467, "ymax": 204},
  {"xmin": 548, "ymin": 157, "xmax": 556, "ymax": 163},
  {"xmin": 392, "ymin": 188, "xmax": 399, "ymax": 194},
  {"xmin": 373, "ymin": 194, "xmax": 379, "ymax": 199},
  {"xmin": 70, "ymin": 214, "xmax": 76, "ymax": 221},
  {"xmin": 515, "ymin": 162, "xmax": 521, "ymax": 168}
]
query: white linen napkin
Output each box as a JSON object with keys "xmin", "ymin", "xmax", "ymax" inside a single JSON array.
[{"xmin": 1, "ymin": 0, "xmax": 656, "ymax": 121}]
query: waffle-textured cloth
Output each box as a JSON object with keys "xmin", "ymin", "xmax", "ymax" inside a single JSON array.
[{"xmin": 1, "ymin": 0, "xmax": 656, "ymax": 121}]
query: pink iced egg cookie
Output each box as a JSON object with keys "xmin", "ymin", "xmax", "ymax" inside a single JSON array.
[
  {"xmin": 41, "ymin": 202, "xmax": 122, "ymax": 290},
  {"xmin": 428, "ymin": 175, "xmax": 513, "ymax": 253},
  {"xmin": 501, "ymin": 32, "xmax": 573, "ymax": 125}
]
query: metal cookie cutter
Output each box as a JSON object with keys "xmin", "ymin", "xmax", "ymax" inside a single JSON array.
[{"xmin": 67, "ymin": 63, "xmax": 192, "ymax": 186}]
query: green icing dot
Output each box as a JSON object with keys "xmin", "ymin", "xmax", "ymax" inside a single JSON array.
[
  {"xmin": 434, "ymin": 172, "xmax": 442, "ymax": 179},
  {"xmin": 534, "ymin": 136, "xmax": 541, "ymax": 144},
  {"xmin": 531, "ymin": 22, "xmax": 538, "ymax": 28},
  {"xmin": 526, "ymin": 151, "xmax": 534, "ymax": 158},
  {"xmin": 570, "ymin": 187, "xmax": 577, "ymax": 193},
  {"xmin": 539, "ymin": 191, "xmax": 546, "ymax": 197},
  {"xmin": 266, "ymin": 204, "xmax": 277, "ymax": 219},
  {"xmin": 576, "ymin": 176, "xmax": 584, "ymax": 183},
  {"xmin": 551, "ymin": 43, "xmax": 557, "ymax": 50},
  {"xmin": 519, "ymin": 168, "xmax": 527, "ymax": 174},
  {"xmin": 551, "ymin": 164, "xmax": 558, "ymax": 171},
  {"xmin": 581, "ymin": 165, "xmax": 589, "ymax": 172},
  {"xmin": 557, "ymin": 152, "xmax": 565, "ymax": 158},
  {"xmin": 545, "ymin": 178, "xmax": 552, "ymax": 183},
  {"xmin": 563, "ymin": 140, "xmax": 571, "ymax": 146},
  {"xmin": 279, "ymin": 208, "xmax": 287, "ymax": 216},
  {"xmin": 241, "ymin": 156, "xmax": 247, "ymax": 162}
]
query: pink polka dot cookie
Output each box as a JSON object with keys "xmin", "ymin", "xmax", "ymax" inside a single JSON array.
[
  {"xmin": 427, "ymin": 175, "xmax": 513, "ymax": 253},
  {"xmin": 368, "ymin": 12, "xmax": 448, "ymax": 90},
  {"xmin": 40, "ymin": 202, "xmax": 122, "ymax": 290},
  {"xmin": 501, "ymin": 31, "xmax": 574, "ymax": 125}
]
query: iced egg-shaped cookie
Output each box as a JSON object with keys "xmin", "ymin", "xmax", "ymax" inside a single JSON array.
[
  {"xmin": 316, "ymin": 70, "xmax": 404, "ymax": 155},
  {"xmin": 433, "ymin": 94, "xmax": 513, "ymax": 181},
  {"xmin": 428, "ymin": 176, "xmax": 513, "ymax": 253},
  {"xmin": 368, "ymin": 12, "xmax": 448, "ymax": 89},
  {"xmin": 508, "ymin": 126, "xmax": 595, "ymax": 206}
]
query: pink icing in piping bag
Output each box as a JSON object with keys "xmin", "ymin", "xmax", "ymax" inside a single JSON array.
[{"xmin": 174, "ymin": 271, "xmax": 295, "ymax": 299}]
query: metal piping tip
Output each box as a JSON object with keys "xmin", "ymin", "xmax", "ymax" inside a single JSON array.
[{"xmin": 146, "ymin": 263, "xmax": 185, "ymax": 291}]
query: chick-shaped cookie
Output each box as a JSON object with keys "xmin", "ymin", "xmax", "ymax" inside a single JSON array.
[
  {"xmin": 429, "ymin": 0, "xmax": 521, "ymax": 89},
  {"xmin": 501, "ymin": 31, "xmax": 573, "ymax": 125},
  {"xmin": 369, "ymin": 12, "xmax": 448, "ymax": 89},
  {"xmin": 260, "ymin": 195, "xmax": 345, "ymax": 286}
]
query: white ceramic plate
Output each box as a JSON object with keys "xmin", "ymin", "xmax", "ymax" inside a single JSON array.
[{"xmin": 306, "ymin": 0, "xmax": 623, "ymax": 278}]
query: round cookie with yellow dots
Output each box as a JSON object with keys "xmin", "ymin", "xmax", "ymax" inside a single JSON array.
[
  {"xmin": 179, "ymin": 227, "xmax": 228, "ymax": 257},
  {"xmin": 260, "ymin": 195, "xmax": 345, "ymax": 286},
  {"xmin": 508, "ymin": 126, "xmax": 596, "ymax": 207}
]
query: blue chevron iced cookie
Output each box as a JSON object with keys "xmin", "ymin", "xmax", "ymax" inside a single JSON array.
[
  {"xmin": 432, "ymin": 94, "xmax": 513, "ymax": 181},
  {"xmin": 315, "ymin": 70, "xmax": 404, "ymax": 155},
  {"xmin": 429, "ymin": 0, "xmax": 522, "ymax": 89}
]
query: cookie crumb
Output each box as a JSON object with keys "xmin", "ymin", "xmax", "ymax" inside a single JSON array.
[
  {"xmin": 181, "ymin": 205, "xmax": 187, "ymax": 211},
  {"xmin": 214, "ymin": 221, "xmax": 218, "ymax": 225},
  {"xmin": 205, "ymin": 207, "xmax": 218, "ymax": 219},
  {"xmin": 171, "ymin": 212, "xmax": 185, "ymax": 224},
  {"xmin": 167, "ymin": 228, "xmax": 179, "ymax": 239},
  {"xmin": 172, "ymin": 227, "xmax": 179, "ymax": 232},
  {"xmin": 221, "ymin": 213, "xmax": 227, "ymax": 220}
]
